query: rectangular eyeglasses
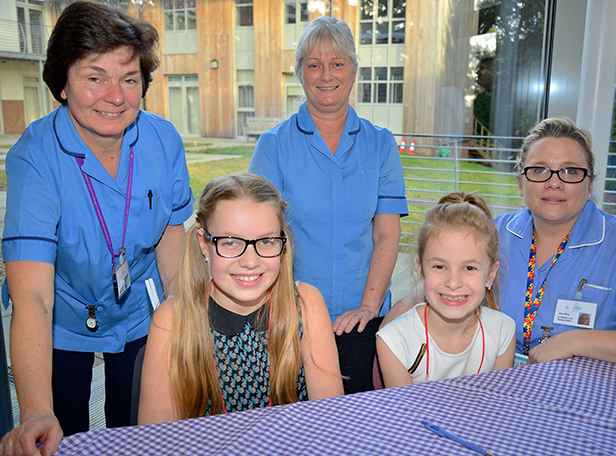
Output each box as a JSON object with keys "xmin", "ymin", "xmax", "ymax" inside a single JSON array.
[
  {"xmin": 205, "ymin": 230, "xmax": 287, "ymax": 258},
  {"xmin": 522, "ymin": 167, "xmax": 588, "ymax": 184}
]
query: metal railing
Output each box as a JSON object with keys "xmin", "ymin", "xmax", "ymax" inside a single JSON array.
[
  {"xmin": 395, "ymin": 132, "xmax": 524, "ymax": 251},
  {"xmin": 396, "ymin": 133, "xmax": 616, "ymax": 251},
  {"xmin": 0, "ymin": 18, "xmax": 51, "ymax": 56}
]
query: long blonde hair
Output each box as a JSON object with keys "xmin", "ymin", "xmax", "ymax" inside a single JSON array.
[
  {"xmin": 170, "ymin": 173, "xmax": 301, "ymax": 418},
  {"xmin": 417, "ymin": 192, "xmax": 500, "ymax": 310}
]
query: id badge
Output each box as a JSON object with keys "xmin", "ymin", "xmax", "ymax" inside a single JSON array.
[
  {"xmin": 514, "ymin": 353, "xmax": 528, "ymax": 367},
  {"xmin": 112, "ymin": 254, "xmax": 131, "ymax": 299},
  {"xmin": 553, "ymin": 299, "xmax": 597, "ymax": 329}
]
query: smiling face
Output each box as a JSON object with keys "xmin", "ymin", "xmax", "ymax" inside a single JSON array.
[
  {"xmin": 518, "ymin": 137, "xmax": 593, "ymax": 232},
  {"xmin": 61, "ymin": 46, "xmax": 142, "ymax": 151},
  {"xmin": 419, "ymin": 228, "xmax": 498, "ymax": 325},
  {"xmin": 197, "ymin": 198, "xmax": 282, "ymax": 315},
  {"xmin": 300, "ymin": 40, "xmax": 356, "ymax": 116}
]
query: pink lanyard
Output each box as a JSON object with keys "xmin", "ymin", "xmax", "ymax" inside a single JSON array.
[
  {"xmin": 75, "ymin": 147, "xmax": 134, "ymax": 266},
  {"xmin": 423, "ymin": 303, "xmax": 485, "ymax": 379},
  {"xmin": 522, "ymin": 231, "xmax": 570, "ymax": 355}
]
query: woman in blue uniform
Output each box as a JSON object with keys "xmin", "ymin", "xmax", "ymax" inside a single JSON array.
[
  {"xmin": 250, "ymin": 16, "xmax": 407, "ymax": 393},
  {"xmin": 0, "ymin": 3, "xmax": 193, "ymax": 455},
  {"xmin": 495, "ymin": 117, "xmax": 616, "ymax": 365}
]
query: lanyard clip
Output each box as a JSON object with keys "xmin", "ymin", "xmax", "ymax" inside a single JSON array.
[{"xmin": 539, "ymin": 326, "xmax": 554, "ymax": 343}]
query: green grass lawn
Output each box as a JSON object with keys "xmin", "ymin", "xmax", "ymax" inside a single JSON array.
[{"xmin": 0, "ymin": 139, "xmax": 518, "ymax": 252}]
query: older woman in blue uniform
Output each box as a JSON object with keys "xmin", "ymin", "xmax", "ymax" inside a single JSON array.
[
  {"xmin": 496, "ymin": 118, "xmax": 616, "ymax": 365},
  {"xmin": 0, "ymin": 3, "xmax": 193, "ymax": 455},
  {"xmin": 250, "ymin": 16, "xmax": 407, "ymax": 393}
]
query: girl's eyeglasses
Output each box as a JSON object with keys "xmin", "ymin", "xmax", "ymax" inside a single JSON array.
[{"xmin": 204, "ymin": 230, "xmax": 287, "ymax": 258}]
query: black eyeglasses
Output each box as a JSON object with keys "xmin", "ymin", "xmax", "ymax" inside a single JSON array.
[
  {"xmin": 204, "ymin": 230, "xmax": 287, "ymax": 258},
  {"xmin": 522, "ymin": 167, "xmax": 589, "ymax": 184}
]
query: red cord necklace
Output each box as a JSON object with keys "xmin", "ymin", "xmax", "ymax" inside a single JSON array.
[
  {"xmin": 423, "ymin": 303, "xmax": 485, "ymax": 379},
  {"xmin": 210, "ymin": 285, "xmax": 273, "ymax": 414}
]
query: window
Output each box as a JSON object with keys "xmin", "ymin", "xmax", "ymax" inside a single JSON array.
[
  {"xmin": 285, "ymin": 1, "xmax": 308, "ymax": 24},
  {"xmin": 167, "ymin": 75, "xmax": 200, "ymax": 136},
  {"xmin": 357, "ymin": 66, "xmax": 403, "ymax": 104},
  {"xmin": 163, "ymin": 0, "xmax": 197, "ymax": 54},
  {"xmin": 237, "ymin": 70, "xmax": 255, "ymax": 137},
  {"xmin": 284, "ymin": 1, "xmax": 309, "ymax": 49},
  {"xmin": 359, "ymin": 0, "xmax": 406, "ymax": 46},
  {"xmin": 236, "ymin": 0, "xmax": 253, "ymax": 27},
  {"xmin": 16, "ymin": 0, "xmax": 45, "ymax": 54}
]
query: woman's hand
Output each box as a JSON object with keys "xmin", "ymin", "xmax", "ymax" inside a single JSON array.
[
  {"xmin": 333, "ymin": 306, "xmax": 377, "ymax": 335},
  {"xmin": 527, "ymin": 332, "xmax": 575, "ymax": 364},
  {"xmin": 528, "ymin": 329, "xmax": 616, "ymax": 364},
  {"xmin": 0, "ymin": 410, "xmax": 62, "ymax": 456}
]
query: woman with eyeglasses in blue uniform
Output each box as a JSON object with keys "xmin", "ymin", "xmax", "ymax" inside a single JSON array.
[{"xmin": 495, "ymin": 117, "xmax": 616, "ymax": 365}]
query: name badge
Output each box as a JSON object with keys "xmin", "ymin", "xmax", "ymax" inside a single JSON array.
[
  {"xmin": 112, "ymin": 254, "xmax": 131, "ymax": 300},
  {"xmin": 553, "ymin": 299, "xmax": 597, "ymax": 329},
  {"xmin": 514, "ymin": 353, "xmax": 528, "ymax": 367}
]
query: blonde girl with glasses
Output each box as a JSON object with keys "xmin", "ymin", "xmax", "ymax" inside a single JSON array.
[{"xmin": 138, "ymin": 173, "xmax": 343, "ymax": 423}]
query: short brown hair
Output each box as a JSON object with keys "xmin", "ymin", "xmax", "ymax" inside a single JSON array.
[{"xmin": 43, "ymin": 1, "xmax": 159, "ymax": 104}]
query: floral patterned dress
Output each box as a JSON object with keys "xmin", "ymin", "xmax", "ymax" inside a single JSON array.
[{"xmin": 208, "ymin": 297, "xmax": 307, "ymax": 414}]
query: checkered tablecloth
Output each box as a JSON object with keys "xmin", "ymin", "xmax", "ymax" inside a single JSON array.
[{"xmin": 55, "ymin": 357, "xmax": 616, "ymax": 455}]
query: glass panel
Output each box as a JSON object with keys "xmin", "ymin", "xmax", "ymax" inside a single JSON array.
[
  {"xmin": 392, "ymin": 0, "xmax": 405, "ymax": 18},
  {"xmin": 164, "ymin": 12, "xmax": 174, "ymax": 31},
  {"xmin": 168, "ymin": 75, "xmax": 183, "ymax": 82},
  {"xmin": 29, "ymin": 9, "xmax": 43, "ymax": 54},
  {"xmin": 238, "ymin": 85, "xmax": 255, "ymax": 108},
  {"xmin": 175, "ymin": 0, "xmax": 185, "ymax": 9},
  {"xmin": 359, "ymin": 83, "xmax": 372, "ymax": 103},
  {"xmin": 390, "ymin": 67, "xmax": 403, "ymax": 80},
  {"xmin": 185, "ymin": 75, "xmax": 199, "ymax": 82},
  {"xmin": 176, "ymin": 11, "xmax": 186, "ymax": 31},
  {"xmin": 187, "ymin": 0, "xmax": 196, "ymax": 7},
  {"xmin": 237, "ymin": 70, "xmax": 255, "ymax": 83},
  {"xmin": 392, "ymin": 21, "xmax": 405, "ymax": 44},
  {"xmin": 186, "ymin": 87, "xmax": 200, "ymax": 135},
  {"xmin": 300, "ymin": 3, "xmax": 309, "ymax": 22},
  {"xmin": 187, "ymin": 9, "xmax": 196, "ymax": 30},
  {"xmin": 377, "ymin": 0, "xmax": 388, "ymax": 18},
  {"xmin": 389, "ymin": 83, "xmax": 403, "ymax": 103},
  {"xmin": 360, "ymin": 67, "xmax": 372, "ymax": 81},
  {"xmin": 472, "ymin": 1, "xmax": 546, "ymax": 140},
  {"xmin": 168, "ymin": 87, "xmax": 184, "ymax": 134},
  {"xmin": 28, "ymin": 0, "xmax": 44, "ymax": 4},
  {"xmin": 286, "ymin": 3, "xmax": 296, "ymax": 24},
  {"xmin": 163, "ymin": 0, "xmax": 173, "ymax": 9},
  {"xmin": 375, "ymin": 67, "xmax": 387, "ymax": 80},
  {"xmin": 360, "ymin": 23, "xmax": 373, "ymax": 45},
  {"xmin": 17, "ymin": 7, "xmax": 26, "ymax": 52},
  {"xmin": 375, "ymin": 21, "xmax": 388, "ymax": 44},
  {"xmin": 376, "ymin": 83, "xmax": 387, "ymax": 103},
  {"xmin": 360, "ymin": 0, "xmax": 374, "ymax": 20},
  {"xmin": 237, "ymin": 6, "xmax": 253, "ymax": 26}
]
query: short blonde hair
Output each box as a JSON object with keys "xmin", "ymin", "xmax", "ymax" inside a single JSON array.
[
  {"xmin": 294, "ymin": 15, "xmax": 358, "ymax": 82},
  {"xmin": 516, "ymin": 117, "xmax": 595, "ymax": 180}
]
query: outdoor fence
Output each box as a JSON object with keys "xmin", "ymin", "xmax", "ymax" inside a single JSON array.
[{"xmin": 392, "ymin": 133, "xmax": 616, "ymax": 251}]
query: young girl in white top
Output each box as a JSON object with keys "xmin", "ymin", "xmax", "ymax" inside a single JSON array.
[
  {"xmin": 139, "ymin": 173, "xmax": 343, "ymax": 423},
  {"xmin": 377, "ymin": 192, "xmax": 515, "ymax": 386}
]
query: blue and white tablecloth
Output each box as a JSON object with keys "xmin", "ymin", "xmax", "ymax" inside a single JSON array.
[{"xmin": 55, "ymin": 357, "xmax": 616, "ymax": 455}]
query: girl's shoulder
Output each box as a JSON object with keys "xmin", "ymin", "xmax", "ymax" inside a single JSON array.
[
  {"xmin": 150, "ymin": 298, "xmax": 174, "ymax": 332},
  {"xmin": 295, "ymin": 281, "xmax": 322, "ymax": 302},
  {"xmin": 480, "ymin": 307, "xmax": 516, "ymax": 332}
]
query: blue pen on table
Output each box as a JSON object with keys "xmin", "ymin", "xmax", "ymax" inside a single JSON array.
[{"xmin": 422, "ymin": 420, "xmax": 494, "ymax": 456}]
